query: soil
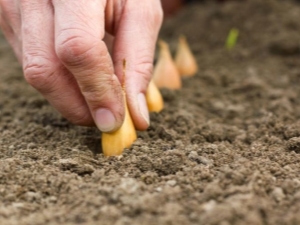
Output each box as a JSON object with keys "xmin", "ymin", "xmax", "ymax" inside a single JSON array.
[{"xmin": 2, "ymin": 0, "xmax": 300, "ymax": 224}]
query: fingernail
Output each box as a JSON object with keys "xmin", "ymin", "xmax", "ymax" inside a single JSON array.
[
  {"xmin": 138, "ymin": 93, "xmax": 150, "ymax": 125},
  {"xmin": 95, "ymin": 108, "xmax": 117, "ymax": 132}
]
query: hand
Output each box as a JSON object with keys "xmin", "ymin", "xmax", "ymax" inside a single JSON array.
[{"xmin": 0, "ymin": 0, "xmax": 163, "ymax": 132}]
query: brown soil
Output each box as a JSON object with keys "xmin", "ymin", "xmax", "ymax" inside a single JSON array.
[{"xmin": 2, "ymin": 0, "xmax": 300, "ymax": 224}]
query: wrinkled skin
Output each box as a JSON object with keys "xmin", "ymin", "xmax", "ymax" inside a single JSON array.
[{"xmin": 0, "ymin": 0, "xmax": 163, "ymax": 132}]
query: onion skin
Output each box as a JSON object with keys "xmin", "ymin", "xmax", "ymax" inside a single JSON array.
[
  {"xmin": 146, "ymin": 79, "xmax": 164, "ymax": 112},
  {"xmin": 102, "ymin": 92, "xmax": 137, "ymax": 156},
  {"xmin": 175, "ymin": 36, "xmax": 198, "ymax": 77},
  {"xmin": 153, "ymin": 40, "xmax": 182, "ymax": 90},
  {"xmin": 101, "ymin": 60, "xmax": 137, "ymax": 156}
]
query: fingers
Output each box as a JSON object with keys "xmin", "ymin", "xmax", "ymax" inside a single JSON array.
[
  {"xmin": 112, "ymin": 0, "xmax": 163, "ymax": 130},
  {"xmin": 6, "ymin": 0, "xmax": 162, "ymax": 132},
  {"xmin": 53, "ymin": 0, "xmax": 124, "ymax": 132},
  {"xmin": 0, "ymin": 0, "xmax": 22, "ymax": 61},
  {"xmin": 20, "ymin": 1, "xmax": 94, "ymax": 126}
]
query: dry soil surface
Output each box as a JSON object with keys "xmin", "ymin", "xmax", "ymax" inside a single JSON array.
[{"xmin": 1, "ymin": 0, "xmax": 300, "ymax": 224}]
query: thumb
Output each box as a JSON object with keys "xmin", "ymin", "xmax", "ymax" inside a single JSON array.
[{"xmin": 112, "ymin": 0, "xmax": 163, "ymax": 130}]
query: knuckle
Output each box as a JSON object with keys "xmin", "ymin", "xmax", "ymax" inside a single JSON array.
[
  {"xmin": 23, "ymin": 54, "xmax": 56, "ymax": 91},
  {"xmin": 153, "ymin": 5, "xmax": 163, "ymax": 26},
  {"xmin": 130, "ymin": 60, "xmax": 153, "ymax": 85},
  {"xmin": 80, "ymin": 75, "xmax": 121, "ymax": 109},
  {"xmin": 24, "ymin": 64, "xmax": 48, "ymax": 87},
  {"xmin": 142, "ymin": 1, "xmax": 163, "ymax": 27},
  {"xmin": 56, "ymin": 30, "xmax": 100, "ymax": 66}
]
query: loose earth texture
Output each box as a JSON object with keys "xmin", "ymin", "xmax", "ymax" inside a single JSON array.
[{"xmin": 2, "ymin": 0, "xmax": 300, "ymax": 224}]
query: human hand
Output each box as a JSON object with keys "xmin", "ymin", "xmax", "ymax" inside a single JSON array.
[{"xmin": 0, "ymin": 0, "xmax": 163, "ymax": 132}]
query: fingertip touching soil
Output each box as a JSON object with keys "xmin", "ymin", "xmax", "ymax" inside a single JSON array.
[{"xmin": 2, "ymin": 0, "xmax": 300, "ymax": 224}]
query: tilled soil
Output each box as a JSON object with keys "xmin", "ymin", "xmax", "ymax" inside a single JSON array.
[{"xmin": 2, "ymin": 0, "xmax": 300, "ymax": 224}]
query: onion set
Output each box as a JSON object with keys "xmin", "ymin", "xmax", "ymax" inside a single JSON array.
[
  {"xmin": 146, "ymin": 79, "xmax": 164, "ymax": 112},
  {"xmin": 175, "ymin": 35, "xmax": 198, "ymax": 77},
  {"xmin": 101, "ymin": 60, "xmax": 137, "ymax": 156},
  {"xmin": 153, "ymin": 40, "xmax": 182, "ymax": 90}
]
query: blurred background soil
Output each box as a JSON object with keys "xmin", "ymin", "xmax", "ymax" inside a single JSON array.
[{"xmin": 2, "ymin": 0, "xmax": 300, "ymax": 224}]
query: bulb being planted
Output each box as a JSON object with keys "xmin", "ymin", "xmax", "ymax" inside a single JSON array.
[
  {"xmin": 175, "ymin": 35, "xmax": 198, "ymax": 77},
  {"xmin": 146, "ymin": 79, "xmax": 164, "ymax": 112},
  {"xmin": 101, "ymin": 60, "xmax": 137, "ymax": 156},
  {"xmin": 153, "ymin": 40, "xmax": 182, "ymax": 90}
]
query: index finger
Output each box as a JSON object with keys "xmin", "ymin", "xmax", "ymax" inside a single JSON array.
[{"xmin": 52, "ymin": 0, "xmax": 124, "ymax": 132}]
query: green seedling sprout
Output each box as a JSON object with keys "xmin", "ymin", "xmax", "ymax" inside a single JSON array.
[{"xmin": 226, "ymin": 28, "xmax": 239, "ymax": 50}]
